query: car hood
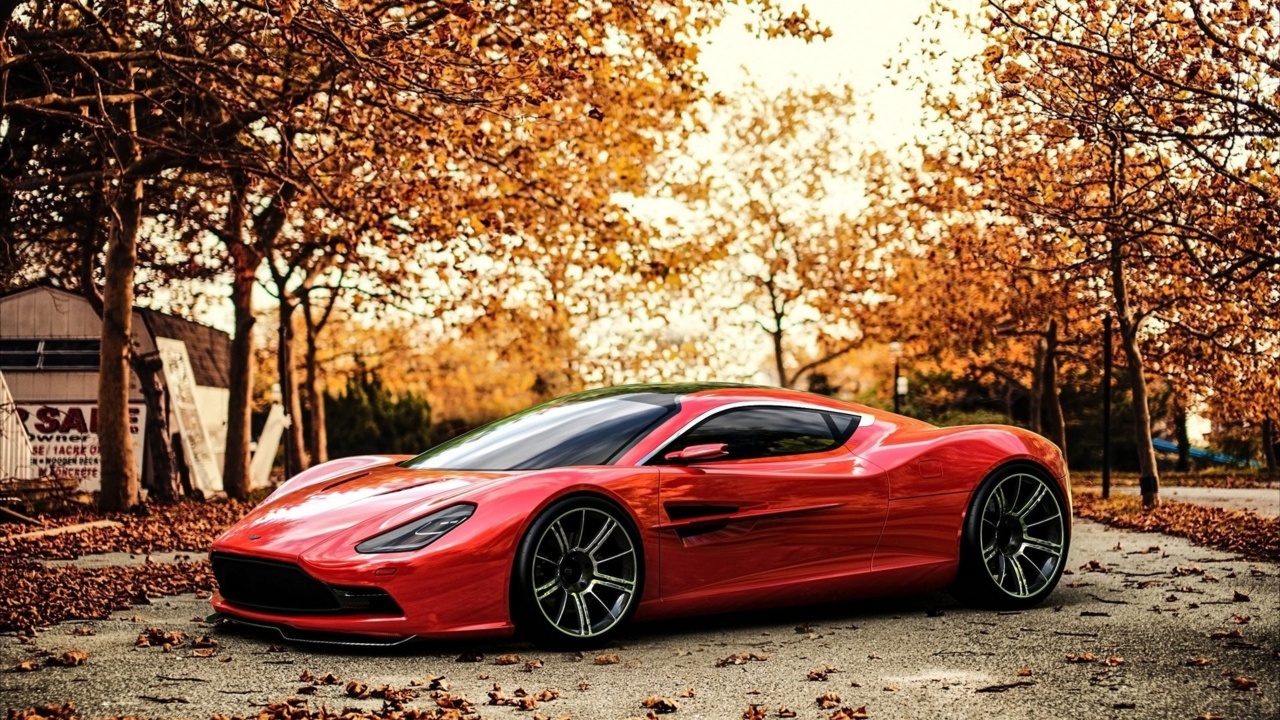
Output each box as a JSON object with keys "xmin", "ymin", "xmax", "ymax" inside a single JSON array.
[{"xmin": 214, "ymin": 462, "xmax": 507, "ymax": 559}]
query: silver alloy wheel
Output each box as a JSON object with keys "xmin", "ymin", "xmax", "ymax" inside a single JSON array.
[
  {"xmin": 979, "ymin": 472, "xmax": 1065, "ymax": 598},
  {"xmin": 530, "ymin": 506, "xmax": 638, "ymax": 638}
]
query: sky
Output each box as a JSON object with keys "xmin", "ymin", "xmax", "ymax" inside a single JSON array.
[{"xmin": 699, "ymin": 0, "xmax": 946, "ymax": 145}]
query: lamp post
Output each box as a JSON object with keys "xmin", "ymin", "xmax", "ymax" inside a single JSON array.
[{"xmin": 889, "ymin": 341, "xmax": 904, "ymax": 415}]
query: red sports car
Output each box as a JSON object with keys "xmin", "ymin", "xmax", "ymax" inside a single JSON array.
[{"xmin": 210, "ymin": 383, "xmax": 1071, "ymax": 647}]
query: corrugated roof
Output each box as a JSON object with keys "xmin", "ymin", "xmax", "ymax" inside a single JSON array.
[
  {"xmin": 136, "ymin": 309, "xmax": 232, "ymax": 389},
  {"xmin": 1, "ymin": 285, "xmax": 234, "ymax": 389}
]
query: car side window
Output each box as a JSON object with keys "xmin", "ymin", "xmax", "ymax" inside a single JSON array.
[{"xmin": 654, "ymin": 406, "xmax": 858, "ymax": 464}]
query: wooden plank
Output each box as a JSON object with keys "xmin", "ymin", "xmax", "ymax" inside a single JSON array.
[
  {"xmin": 0, "ymin": 505, "xmax": 39, "ymax": 525},
  {"xmin": 7, "ymin": 518, "xmax": 121, "ymax": 540}
]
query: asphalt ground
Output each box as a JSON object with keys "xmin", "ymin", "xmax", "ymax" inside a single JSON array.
[{"xmin": 3, "ymin": 518, "xmax": 1277, "ymax": 719}]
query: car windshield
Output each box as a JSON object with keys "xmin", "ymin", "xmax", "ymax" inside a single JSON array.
[{"xmin": 403, "ymin": 392, "xmax": 679, "ymax": 471}]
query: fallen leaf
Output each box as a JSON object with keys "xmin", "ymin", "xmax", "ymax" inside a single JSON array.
[
  {"xmin": 1186, "ymin": 656, "xmax": 1211, "ymax": 666},
  {"xmin": 641, "ymin": 696, "xmax": 679, "ymax": 714},
  {"xmin": 346, "ymin": 680, "xmax": 370, "ymax": 699},
  {"xmin": 816, "ymin": 692, "xmax": 842, "ymax": 709},
  {"xmin": 47, "ymin": 650, "xmax": 88, "ymax": 667},
  {"xmin": 1231, "ymin": 676, "xmax": 1257, "ymax": 691},
  {"xmin": 595, "ymin": 653, "xmax": 620, "ymax": 665},
  {"xmin": 808, "ymin": 665, "xmax": 839, "ymax": 681},
  {"xmin": 716, "ymin": 652, "xmax": 768, "ymax": 667},
  {"xmin": 495, "ymin": 653, "xmax": 521, "ymax": 666},
  {"xmin": 1065, "ymin": 652, "xmax": 1097, "ymax": 663}
]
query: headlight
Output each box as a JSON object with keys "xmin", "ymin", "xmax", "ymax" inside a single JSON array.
[{"xmin": 355, "ymin": 504, "xmax": 475, "ymax": 554}]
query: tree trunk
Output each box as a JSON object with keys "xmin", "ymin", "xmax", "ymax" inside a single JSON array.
[
  {"xmin": 301, "ymin": 311, "xmax": 328, "ymax": 465},
  {"xmin": 1173, "ymin": 402, "xmax": 1191, "ymax": 472},
  {"xmin": 222, "ymin": 179, "xmax": 258, "ymax": 500},
  {"xmin": 1110, "ymin": 248, "xmax": 1160, "ymax": 508},
  {"xmin": 1105, "ymin": 135, "xmax": 1159, "ymax": 508},
  {"xmin": 97, "ymin": 66, "xmax": 143, "ymax": 512},
  {"xmin": 1043, "ymin": 319, "xmax": 1068, "ymax": 462},
  {"xmin": 1262, "ymin": 418, "xmax": 1277, "ymax": 474},
  {"xmin": 97, "ymin": 177, "xmax": 142, "ymax": 512},
  {"xmin": 1029, "ymin": 336, "xmax": 1045, "ymax": 435},
  {"xmin": 771, "ymin": 326, "xmax": 788, "ymax": 389},
  {"xmin": 277, "ymin": 297, "xmax": 309, "ymax": 477}
]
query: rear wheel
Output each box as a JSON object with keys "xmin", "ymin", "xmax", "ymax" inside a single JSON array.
[
  {"xmin": 953, "ymin": 466, "xmax": 1069, "ymax": 608},
  {"xmin": 511, "ymin": 496, "xmax": 642, "ymax": 648}
]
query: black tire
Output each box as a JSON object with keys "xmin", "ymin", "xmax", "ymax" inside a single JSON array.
[
  {"xmin": 952, "ymin": 464, "xmax": 1070, "ymax": 609},
  {"xmin": 511, "ymin": 495, "xmax": 644, "ymax": 648}
]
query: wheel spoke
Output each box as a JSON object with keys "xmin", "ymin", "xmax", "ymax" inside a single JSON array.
[
  {"xmin": 595, "ymin": 548, "xmax": 635, "ymax": 564},
  {"xmin": 576, "ymin": 508, "xmax": 589, "ymax": 549},
  {"xmin": 553, "ymin": 591, "xmax": 568, "ymax": 625},
  {"xmin": 593, "ymin": 572, "xmax": 636, "ymax": 594},
  {"xmin": 1006, "ymin": 479, "xmax": 1023, "ymax": 516},
  {"xmin": 982, "ymin": 542, "xmax": 1000, "ymax": 567},
  {"xmin": 534, "ymin": 578, "xmax": 560, "ymax": 600},
  {"xmin": 572, "ymin": 592, "xmax": 591, "ymax": 635},
  {"xmin": 586, "ymin": 590, "xmax": 617, "ymax": 619},
  {"xmin": 1020, "ymin": 551, "xmax": 1050, "ymax": 582},
  {"xmin": 583, "ymin": 517, "xmax": 618, "ymax": 556},
  {"xmin": 1013, "ymin": 485, "xmax": 1047, "ymax": 519},
  {"xmin": 1008, "ymin": 554, "xmax": 1030, "ymax": 596},
  {"xmin": 992, "ymin": 484, "xmax": 1009, "ymax": 513},
  {"xmin": 549, "ymin": 521, "xmax": 572, "ymax": 554},
  {"xmin": 1022, "ymin": 536, "xmax": 1062, "ymax": 556}
]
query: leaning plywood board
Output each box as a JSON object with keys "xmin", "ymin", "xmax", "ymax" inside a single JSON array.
[{"xmin": 155, "ymin": 337, "xmax": 223, "ymax": 494}]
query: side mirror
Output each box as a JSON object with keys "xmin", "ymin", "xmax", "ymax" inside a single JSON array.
[{"xmin": 664, "ymin": 443, "xmax": 729, "ymax": 463}]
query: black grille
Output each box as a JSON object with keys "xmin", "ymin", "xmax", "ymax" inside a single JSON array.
[{"xmin": 212, "ymin": 553, "xmax": 401, "ymax": 615}]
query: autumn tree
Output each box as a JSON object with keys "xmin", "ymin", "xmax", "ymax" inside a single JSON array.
[
  {"xmin": 3, "ymin": 0, "xmax": 830, "ymax": 504},
  {"xmin": 667, "ymin": 82, "xmax": 889, "ymax": 388},
  {"xmin": 895, "ymin": 0, "xmax": 1279, "ymax": 506}
]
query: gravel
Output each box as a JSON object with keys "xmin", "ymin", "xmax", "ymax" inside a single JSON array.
[{"xmin": 3, "ymin": 518, "xmax": 1276, "ymax": 719}]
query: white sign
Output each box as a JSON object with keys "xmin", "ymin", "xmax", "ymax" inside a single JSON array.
[
  {"xmin": 250, "ymin": 403, "xmax": 285, "ymax": 489},
  {"xmin": 15, "ymin": 402, "xmax": 146, "ymax": 492},
  {"xmin": 155, "ymin": 337, "xmax": 223, "ymax": 493}
]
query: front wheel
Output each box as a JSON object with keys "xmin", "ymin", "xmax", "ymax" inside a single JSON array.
[
  {"xmin": 511, "ymin": 496, "xmax": 643, "ymax": 648},
  {"xmin": 953, "ymin": 466, "xmax": 1069, "ymax": 609}
]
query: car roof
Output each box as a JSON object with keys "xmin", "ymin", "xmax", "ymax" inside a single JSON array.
[{"xmin": 555, "ymin": 383, "xmax": 858, "ymax": 411}]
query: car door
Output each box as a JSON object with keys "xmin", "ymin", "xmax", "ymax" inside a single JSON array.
[{"xmin": 652, "ymin": 405, "xmax": 888, "ymax": 604}]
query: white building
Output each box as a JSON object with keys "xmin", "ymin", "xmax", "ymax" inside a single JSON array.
[{"xmin": 0, "ymin": 285, "xmax": 231, "ymax": 492}]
